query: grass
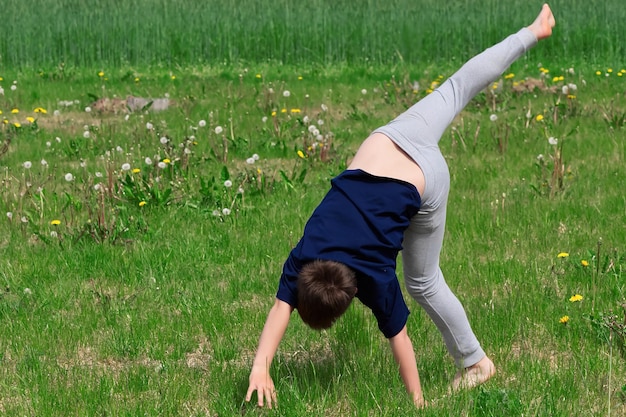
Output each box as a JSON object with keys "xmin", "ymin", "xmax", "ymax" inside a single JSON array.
[
  {"xmin": 1, "ymin": 6, "xmax": 626, "ymax": 416},
  {"xmin": 1, "ymin": 0, "xmax": 625, "ymax": 68}
]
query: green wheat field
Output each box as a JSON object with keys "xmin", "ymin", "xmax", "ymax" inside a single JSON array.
[{"xmin": 1, "ymin": 0, "xmax": 624, "ymax": 416}]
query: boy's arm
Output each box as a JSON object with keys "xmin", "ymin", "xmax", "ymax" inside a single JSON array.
[
  {"xmin": 389, "ymin": 325, "xmax": 425, "ymax": 407},
  {"xmin": 245, "ymin": 298, "xmax": 294, "ymax": 409}
]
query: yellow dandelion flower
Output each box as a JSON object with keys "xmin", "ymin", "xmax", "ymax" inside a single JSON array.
[
  {"xmin": 50, "ymin": 219, "xmax": 61, "ymax": 226},
  {"xmin": 298, "ymin": 76, "xmax": 303, "ymax": 80},
  {"xmin": 552, "ymin": 76, "xmax": 560, "ymax": 82},
  {"xmin": 607, "ymin": 68, "xmax": 613, "ymax": 73},
  {"xmin": 557, "ymin": 252, "xmax": 569, "ymax": 258},
  {"xmin": 581, "ymin": 260, "xmax": 589, "ymax": 267},
  {"xmin": 569, "ymin": 294, "xmax": 583, "ymax": 302},
  {"xmin": 171, "ymin": 75, "xmax": 176, "ymax": 80},
  {"xmin": 134, "ymin": 77, "xmax": 140, "ymax": 82},
  {"xmin": 34, "ymin": 107, "xmax": 47, "ymax": 114},
  {"xmin": 281, "ymin": 108, "xmax": 287, "ymax": 113},
  {"xmin": 13, "ymin": 122, "xmax": 21, "ymax": 128},
  {"xmin": 595, "ymin": 71, "xmax": 602, "ymax": 76},
  {"xmin": 535, "ymin": 114, "xmax": 544, "ymax": 122},
  {"xmin": 290, "ymin": 108, "xmax": 301, "ymax": 114},
  {"xmin": 426, "ymin": 88, "xmax": 433, "ymax": 94},
  {"xmin": 162, "ymin": 158, "xmax": 171, "ymax": 164},
  {"xmin": 0, "ymin": 77, "xmax": 3, "ymax": 81},
  {"xmin": 257, "ymin": 168, "xmax": 262, "ymax": 175},
  {"xmin": 504, "ymin": 73, "xmax": 515, "ymax": 79},
  {"xmin": 139, "ymin": 201, "xmax": 147, "ymax": 207},
  {"xmin": 558, "ymin": 76, "xmax": 564, "ymax": 81},
  {"xmin": 618, "ymin": 72, "xmax": 623, "ymax": 77},
  {"xmin": 255, "ymin": 74, "xmax": 262, "ymax": 79},
  {"xmin": 559, "ymin": 315, "xmax": 569, "ymax": 324},
  {"xmin": 271, "ymin": 111, "xmax": 277, "ymax": 117},
  {"xmin": 11, "ymin": 108, "xmax": 19, "ymax": 114},
  {"xmin": 26, "ymin": 116, "xmax": 35, "ymax": 123},
  {"xmin": 567, "ymin": 95, "xmax": 576, "ymax": 100},
  {"xmin": 98, "ymin": 71, "xmax": 104, "ymax": 77},
  {"xmin": 0, "ymin": 110, "xmax": 2, "ymax": 115},
  {"xmin": 491, "ymin": 83, "xmax": 499, "ymax": 90},
  {"xmin": 297, "ymin": 150, "xmax": 305, "ymax": 159},
  {"xmin": 132, "ymin": 168, "xmax": 141, "ymax": 174},
  {"xmin": 2, "ymin": 119, "xmax": 7, "ymax": 124}
]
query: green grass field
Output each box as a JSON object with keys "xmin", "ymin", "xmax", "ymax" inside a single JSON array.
[{"xmin": 1, "ymin": 1, "xmax": 625, "ymax": 416}]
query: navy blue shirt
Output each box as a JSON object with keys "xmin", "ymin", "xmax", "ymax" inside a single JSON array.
[{"xmin": 276, "ymin": 169, "xmax": 421, "ymax": 338}]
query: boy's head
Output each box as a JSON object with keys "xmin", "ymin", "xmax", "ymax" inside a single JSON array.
[{"xmin": 297, "ymin": 259, "xmax": 357, "ymax": 330}]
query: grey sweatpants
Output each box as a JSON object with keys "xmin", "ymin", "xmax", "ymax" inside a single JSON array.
[{"xmin": 373, "ymin": 28, "xmax": 538, "ymax": 368}]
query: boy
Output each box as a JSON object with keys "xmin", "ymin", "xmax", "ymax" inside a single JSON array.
[{"xmin": 246, "ymin": 4, "xmax": 556, "ymax": 409}]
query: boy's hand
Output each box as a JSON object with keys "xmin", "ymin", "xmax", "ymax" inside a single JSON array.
[{"xmin": 246, "ymin": 364, "xmax": 278, "ymax": 408}]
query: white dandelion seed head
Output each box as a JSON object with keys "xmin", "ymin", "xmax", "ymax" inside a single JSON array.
[
  {"xmin": 321, "ymin": 104, "xmax": 328, "ymax": 112},
  {"xmin": 184, "ymin": 147, "xmax": 191, "ymax": 155},
  {"xmin": 80, "ymin": 161, "xmax": 87, "ymax": 168},
  {"xmin": 537, "ymin": 154, "xmax": 544, "ymax": 161},
  {"xmin": 84, "ymin": 106, "xmax": 92, "ymax": 113},
  {"xmin": 160, "ymin": 136, "xmax": 169, "ymax": 144},
  {"xmin": 224, "ymin": 180, "xmax": 233, "ymax": 188},
  {"xmin": 237, "ymin": 187, "xmax": 244, "ymax": 194},
  {"xmin": 489, "ymin": 114, "xmax": 498, "ymax": 122},
  {"xmin": 94, "ymin": 183, "xmax": 102, "ymax": 191},
  {"xmin": 0, "ymin": 87, "xmax": 4, "ymax": 95},
  {"xmin": 361, "ymin": 89, "xmax": 367, "ymax": 95},
  {"xmin": 22, "ymin": 161, "xmax": 32, "ymax": 169},
  {"xmin": 83, "ymin": 131, "xmax": 91, "ymax": 138},
  {"xmin": 53, "ymin": 110, "xmax": 61, "ymax": 116},
  {"xmin": 316, "ymin": 134, "xmax": 324, "ymax": 141},
  {"xmin": 46, "ymin": 141, "xmax": 52, "ymax": 147},
  {"xmin": 568, "ymin": 83, "xmax": 577, "ymax": 91},
  {"xmin": 23, "ymin": 287, "xmax": 32, "ymax": 295},
  {"xmin": 548, "ymin": 137, "xmax": 558, "ymax": 146},
  {"xmin": 222, "ymin": 208, "xmax": 231, "ymax": 216},
  {"xmin": 252, "ymin": 153, "xmax": 259, "ymax": 161},
  {"xmin": 157, "ymin": 161, "xmax": 167, "ymax": 169},
  {"xmin": 317, "ymin": 119, "xmax": 324, "ymax": 126},
  {"xmin": 55, "ymin": 136, "xmax": 62, "ymax": 143},
  {"xmin": 10, "ymin": 85, "xmax": 17, "ymax": 91},
  {"xmin": 561, "ymin": 85, "xmax": 569, "ymax": 95},
  {"xmin": 21, "ymin": 216, "xmax": 28, "ymax": 223},
  {"xmin": 95, "ymin": 172, "xmax": 103, "ymax": 178},
  {"xmin": 246, "ymin": 157, "xmax": 255, "ymax": 165},
  {"xmin": 40, "ymin": 159, "xmax": 48, "ymax": 166},
  {"xmin": 124, "ymin": 114, "xmax": 130, "ymax": 121},
  {"xmin": 261, "ymin": 116, "xmax": 268, "ymax": 123},
  {"xmin": 212, "ymin": 209, "xmax": 220, "ymax": 216},
  {"xmin": 6, "ymin": 212, "xmax": 12, "ymax": 220},
  {"xmin": 308, "ymin": 125, "xmax": 317, "ymax": 133},
  {"xmin": 283, "ymin": 90, "xmax": 291, "ymax": 98},
  {"xmin": 121, "ymin": 163, "xmax": 131, "ymax": 171},
  {"xmin": 146, "ymin": 122, "xmax": 154, "ymax": 130},
  {"xmin": 50, "ymin": 231, "xmax": 58, "ymax": 238},
  {"xmin": 214, "ymin": 126, "xmax": 223, "ymax": 135},
  {"xmin": 145, "ymin": 157, "xmax": 153, "ymax": 165},
  {"xmin": 116, "ymin": 146, "xmax": 123, "ymax": 153},
  {"xmin": 198, "ymin": 119, "xmax": 206, "ymax": 127},
  {"xmin": 64, "ymin": 173, "xmax": 74, "ymax": 182},
  {"xmin": 303, "ymin": 116, "xmax": 310, "ymax": 124}
]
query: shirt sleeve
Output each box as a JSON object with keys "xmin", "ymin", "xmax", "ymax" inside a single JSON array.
[
  {"xmin": 276, "ymin": 252, "xmax": 300, "ymax": 307},
  {"xmin": 356, "ymin": 273, "xmax": 410, "ymax": 338}
]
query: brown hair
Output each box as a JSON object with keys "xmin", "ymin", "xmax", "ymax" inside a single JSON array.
[{"xmin": 297, "ymin": 260, "xmax": 358, "ymax": 329}]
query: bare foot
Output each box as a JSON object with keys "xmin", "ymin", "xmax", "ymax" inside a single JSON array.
[
  {"xmin": 451, "ymin": 356, "xmax": 496, "ymax": 391},
  {"xmin": 527, "ymin": 4, "xmax": 556, "ymax": 41}
]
